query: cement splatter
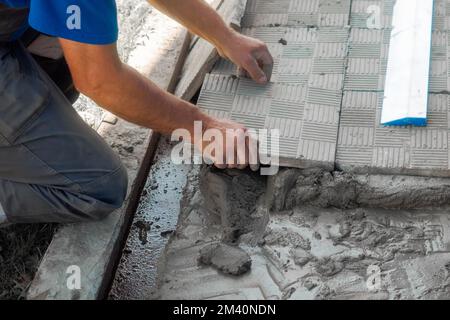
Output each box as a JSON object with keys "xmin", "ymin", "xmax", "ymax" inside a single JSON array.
[
  {"xmin": 198, "ymin": 243, "xmax": 252, "ymax": 276},
  {"xmin": 156, "ymin": 167, "xmax": 450, "ymax": 300},
  {"xmin": 200, "ymin": 168, "xmax": 267, "ymax": 244},
  {"xmin": 268, "ymin": 168, "xmax": 450, "ymax": 211}
]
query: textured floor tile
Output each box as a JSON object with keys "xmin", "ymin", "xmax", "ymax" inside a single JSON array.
[
  {"xmin": 346, "ymin": 0, "xmax": 450, "ymax": 92},
  {"xmin": 198, "ymin": 1, "xmax": 351, "ymax": 169},
  {"xmin": 350, "ymin": 0, "xmax": 394, "ymax": 28},
  {"xmin": 242, "ymin": 0, "xmax": 350, "ymax": 27},
  {"xmin": 174, "ymin": 0, "xmax": 247, "ymax": 101},
  {"xmin": 201, "ymin": 0, "xmax": 450, "ymax": 175},
  {"xmin": 337, "ymin": 0, "xmax": 450, "ymax": 176},
  {"xmin": 336, "ymin": 92, "xmax": 450, "ymax": 176},
  {"xmin": 199, "ymin": 52, "xmax": 343, "ymax": 168}
]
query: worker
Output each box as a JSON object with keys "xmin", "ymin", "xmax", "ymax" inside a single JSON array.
[{"xmin": 0, "ymin": 0, "xmax": 273, "ymax": 227}]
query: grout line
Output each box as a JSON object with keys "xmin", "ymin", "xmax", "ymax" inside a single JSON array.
[{"xmin": 333, "ymin": 0, "xmax": 353, "ymax": 172}]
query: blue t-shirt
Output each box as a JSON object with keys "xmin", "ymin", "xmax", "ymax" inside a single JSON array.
[{"xmin": 0, "ymin": 0, "xmax": 118, "ymax": 44}]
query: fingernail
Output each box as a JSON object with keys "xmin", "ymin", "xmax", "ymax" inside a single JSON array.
[{"xmin": 259, "ymin": 76, "xmax": 267, "ymax": 83}]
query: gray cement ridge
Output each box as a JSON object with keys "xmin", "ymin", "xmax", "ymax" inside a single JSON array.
[
  {"xmin": 197, "ymin": 0, "xmax": 450, "ymax": 177},
  {"xmin": 158, "ymin": 167, "xmax": 450, "ymax": 300}
]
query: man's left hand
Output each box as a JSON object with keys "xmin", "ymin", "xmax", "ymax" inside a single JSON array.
[{"xmin": 217, "ymin": 31, "xmax": 274, "ymax": 84}]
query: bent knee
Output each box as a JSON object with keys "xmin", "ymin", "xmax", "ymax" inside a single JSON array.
[
  {"xmin": 80, "ymin": 164, "xmax": 129, "ymax": 221},
  {"xmin": 0, "ymin": 165, "xmax": 129, "ymax": 224}
]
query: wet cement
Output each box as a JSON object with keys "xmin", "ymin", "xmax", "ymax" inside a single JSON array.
[
  {"xmin": 268, "ymin": 168, "xmax": 450, "ymax": 211},
  {"xmin": 156, "ymin": 167, "xmax": 450, "ymax": 300},
  {"xmin": 109, "ymin": 137, "xmax": 191, "ymax": 300},
  {"xmin": 199, "ymin": 243, "xmax": 252, "ymax": 276}
]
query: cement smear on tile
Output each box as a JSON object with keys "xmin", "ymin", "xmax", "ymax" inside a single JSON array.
[{"xmin": 156, "ymin": 167, "xmax": 450, "ymax": 300}]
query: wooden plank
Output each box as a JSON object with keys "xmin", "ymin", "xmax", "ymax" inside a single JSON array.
[
  {"xmin": 381, "ymin": 0, "xmax": 434, "ymax": 126},
  {"xmin": 26, "ymin": 14, "xmax": 191, "ymax": 300},
  {"xmin": 174, "ymin": 0, "xmax": 248, "ymax": 101}
]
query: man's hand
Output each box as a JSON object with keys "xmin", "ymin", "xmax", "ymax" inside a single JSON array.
[
  {"xmin": 195, "ymin": 117, "xmax": 259, "ymax": 170},
  {"xmin": 148, "ymin": 0, "xmax": 274, "ymax": 84},
  {"xmin": 217, "ymin": 31, "xmax": 274, "ymax": 84}
]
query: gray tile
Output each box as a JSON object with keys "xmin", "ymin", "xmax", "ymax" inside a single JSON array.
[
  {"xmin": 198, "ymin": 27, "xmax": 347, "ymax": 169},
  {"xmin": 200, "ymin": 0, "xmax": 450, "ymax": 176},
  {"xmin": 336, "ymin": 92, "xmax": 450, "ymax": 176}
]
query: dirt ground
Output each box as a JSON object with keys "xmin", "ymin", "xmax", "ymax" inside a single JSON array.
[
  {"xmin": 0, "ymin": 0, "xmax": 151, "ymax": 300},
  {"xmin": 0, "ymin": 224, "xmax": 57, "ymax": 299}
]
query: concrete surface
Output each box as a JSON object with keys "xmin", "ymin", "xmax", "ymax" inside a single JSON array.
[
  {"xmin": 27, "ymin": 5, "xmax": 188, "ymax": 299},
  {"xmin": 156, "ymin": 167, "xmax": 450, "ymax": 300},
  {"xmin": 109, "ymin": 138, "xmax": 192, "ymax": 300},
  {"xmin": 152, "ymin": 0, "xmax": 450, "ymax": 301},
  {"xmin": 103, "ymin": 0, "xmax": 450, "ymax": 301}
]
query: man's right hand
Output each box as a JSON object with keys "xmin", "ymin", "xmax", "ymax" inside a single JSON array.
[{"xmin": 195, "ymin": 117, "xmax": 259, "ymax": 170}]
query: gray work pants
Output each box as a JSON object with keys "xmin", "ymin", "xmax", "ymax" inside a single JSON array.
[{"xmin": 0, "ymin": 42, "xmax": 128, "ymax": 223}]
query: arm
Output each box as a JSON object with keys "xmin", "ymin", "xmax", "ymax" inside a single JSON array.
[
  {"xmin": 60, "ymin": 40, "xmax": 248, "ymax": 168},
  {"xmin": 59, "ymin": 40, "xmax": 210, "ymax": 137},
  {"xmin": 148, "ymin": 0, "xmax": 273, "ymax": 83}
]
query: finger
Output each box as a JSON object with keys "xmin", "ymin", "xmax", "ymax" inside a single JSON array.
[
  {"xmin": 248, "ymin": 132, "xmax": 260, "ymax": 172},
  {"xmin": 237, "ymin": 133, "xmax": 249, "ymax": 170},
  {"xmin": 238, "ymin": 67, "xmax": 249, "ymax": 79},
  {"xmin": 210, "ymin": 139, "xmax": 227, "ymax": 169},
  {"xmin": 257, "ymin": 48, "xmax": 274, "ymax": 66},
  {"xmin": 232, "ymin": 128, "xmax": 247, "ymax": 170},
  {"xmin": 215, "ymin": 162, "xmax": 227, "ymax": 170},
  {"xmin": 256, "ymin": 50, "xmax": 274, "ymax": 82},
  {"xmin": 243, "ymin": 55, "xmax": 268, "ymax": 84},
  {"xmin": 253, "ymin": 44, "xmax": 274, "ymax": 80},
  {"xmin": 224, "ymin": 130, "xmax": 236, "ymax": 169},
  {"xmin": 216, "ymin": 144, "xmax": 228, "ymax": 169}
]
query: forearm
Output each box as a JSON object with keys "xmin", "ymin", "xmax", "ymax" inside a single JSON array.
[
  {"xmin": 86, "ymin": 63, "xmax": 209, "ymax": 136},
  {"xmin": 147, "ymin": 0, "xmax": 235, "ymax": 50}
]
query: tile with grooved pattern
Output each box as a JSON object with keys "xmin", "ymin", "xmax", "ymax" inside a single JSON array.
[
  {"xmin": 200, "ymin": 0, "xmax": 348, "ymax": 169},
  {"xmin": 198, "ymin": 0, "xmax": 351, "ymax": 169},
  {"xmin": 200, "ymin": 0, "xmax": 450, "ymax": 175},
  {"xmin": 337, "ymin": 0, "xmax": 450, "ymax": 176},
  {"xmin": 198, "ymin": 21, "xmax": 348, "ymax": 168}
]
